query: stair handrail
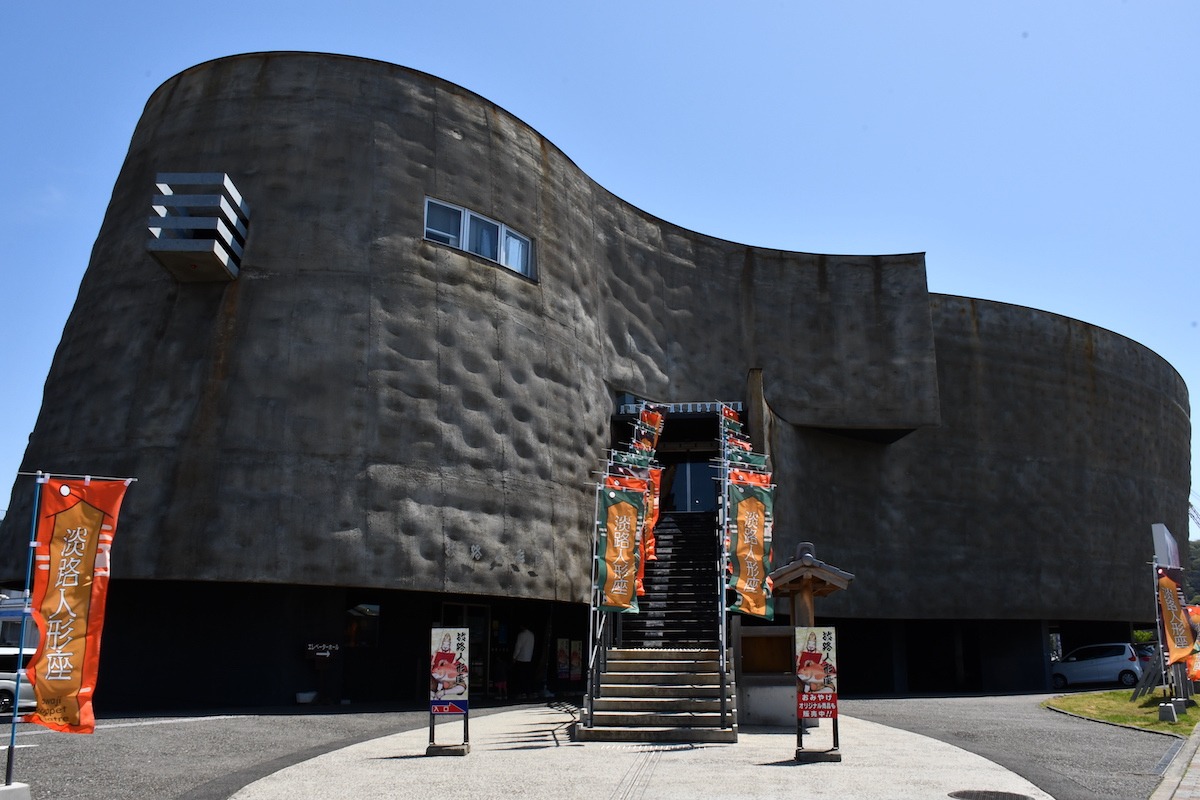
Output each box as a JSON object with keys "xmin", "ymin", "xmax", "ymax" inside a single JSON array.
[
  {"xmin": 586, "ymin": 607, "xmax": 611, "ymax": 727},
  {"xmin": 716, "ymin": 407, "xmax": 732, "ymax": 729},
  {"xmin": 718, "ymin": 498, "xmax": 730, "ymax": 727},
  {"xmin": 586, "ymin": 476, "xmax": 608, "ymax": 729}
]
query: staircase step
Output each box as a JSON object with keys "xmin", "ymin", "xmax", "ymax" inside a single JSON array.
[
  {"xmin": 592, "ymin": 697, "xmax": 730, "ymax": 713},
  {"xmin": 620, "ymin": 627, "xmax": 718, "ymax": 636},
  {"xmin": 573, "ymin": 725, "xmax": 738, "ymax": 744},
  {"xmin": 604, "ymin": 659, "xmax": 720, "ymax": 672},
  {"xmin": 620, "ymin": 634, "xmax": 720, "ymax": 645},
  {"xmin": 623, "ymin": 624, "xmax": 716, "ymax": 632},
  {"xmin": 634, "ymin": 597, "xmax": 715, "ymax": 607},
  {"xmin": 594, "ymin": 683, "xmax": 733, "ymax": 698},
  {"xmin": 620, "ymin": 638, "xmax": 717, "ymax": 648},
  {"xmin": 620, "ymin": 643, "xmax": 721, "ymax": 652},
  {"xmin": 589, "ymin": 711, "xmax": 733, "ymax": 727},
  {"xmin": 601, "ymin": 672, "xmax": 722, "ymax": 685},
  {"xmin": 607, "ymin": 648, "xmax": 720, "ymax": 660}
]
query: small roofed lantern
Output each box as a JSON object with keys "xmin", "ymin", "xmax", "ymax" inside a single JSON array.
[
  {"xmin": 769, "ymin": 542, "xmax": 853, "ymax": 627},
  {"xmin": 772, "ymin": 543, "xmax": 853, "ymax": 763}
]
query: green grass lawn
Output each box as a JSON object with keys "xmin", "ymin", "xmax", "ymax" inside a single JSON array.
[{"xmin": 1043, "ymin": 689, "xmax": 1199, "ymax": 736}]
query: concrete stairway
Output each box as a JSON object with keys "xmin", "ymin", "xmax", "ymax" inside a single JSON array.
[
  {"xmin": 621, "ymin": 513, "xmax": 720, "ymax": 649},
  {"xmin": 576, "ymin": 648, "xmax": 737, "ymax": 742},
  {"xmin": 578, "ymin": 512, "xmax": 737, "ymax": 743}
]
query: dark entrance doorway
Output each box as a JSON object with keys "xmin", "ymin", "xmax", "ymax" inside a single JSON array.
[
  {"xmin": 661, "ymin": 460, "xmax": 719, "ymax": 513},
  {"xmin": 605, "ymin": 396, "xmax": 736, "ymax": 649},
  {"xmin": 610, "ymin": 396, "xmax": 739, "ymax": 514}
]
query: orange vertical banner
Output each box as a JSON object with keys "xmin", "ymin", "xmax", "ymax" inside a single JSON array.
[
  {"xmin": 726, "ymin": 475, "xmax": 774, "ymax": 620},
  {"xmin": 1159, "ymin": 571, "xmax": 1195, "ymax": 666},
  {"xmin": 597, "ymin": 488, "xmax": 642, "ymax": 611},
  {"xmin": 25, "ymin": 477, "xmax": 130, "ymax": 733},
  {"xmin": 1188, "ymin": 607, "xmax": 1200, "ymax": 681},
  {"xmin": 643, "ymin": 467, "xmax": 662, "ymax": 562}
]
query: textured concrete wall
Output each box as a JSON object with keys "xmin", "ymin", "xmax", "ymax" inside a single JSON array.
[
  {"xmin": 0, "ymin": 53, "xmax": 1186, "ymax": 624},
  {"xmin": 771, "ymin": 295, "xmax": 1190, "ymax": 622},
  {"xmin": 0, "ymin": 54, "xmax": 939, "ymax": 600}
]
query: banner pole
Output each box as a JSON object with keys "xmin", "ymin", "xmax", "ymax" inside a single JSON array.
[
  {"xmin": 6, "ymin": 471, "xmax": 45, "ymax": 786},
  {"xmin": 16, "ymin": 471, "xmax": 137, "ymax": 484},
  {"xmin": 1152, "ymin": 558, "xmax": 1167, "ymax": 693}
]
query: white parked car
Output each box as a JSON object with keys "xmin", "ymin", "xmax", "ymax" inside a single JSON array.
[
  {"xmin": 0, "ymin": 600, "xmax": 38, "ymax": 715},
  {"xmin": 0, "ymin": 674, "xmax": 35, "ymax": 715},
  {"xmin": 1050, "ymin": 643, "xmax": 1143, "ymax": 690}
]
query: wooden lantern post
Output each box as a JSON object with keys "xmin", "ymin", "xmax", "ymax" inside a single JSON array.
[{"xmin": 768, "ymin": 542, "xmax": 853, "ymax": 762}]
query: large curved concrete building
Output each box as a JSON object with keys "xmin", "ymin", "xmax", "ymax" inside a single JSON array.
[{"xmin": 0, "ymin": 52, "xmax": 1189, "ymax": 707}]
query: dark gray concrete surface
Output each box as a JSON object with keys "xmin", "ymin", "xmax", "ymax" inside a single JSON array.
[
  {"xmin": 3, "ymin": 706, "xmax": 436, "ymax": 800},
  {"xmin": 0, "ymin": 51, "xmax": 944, "ymax": 606},
  {"xmin": 842, "ymin": 695, "xmax": 1181, "ymax": 800},
  {"xmin": 0, "ymin": 52, "xmax": 1185, "ymax": 625}
]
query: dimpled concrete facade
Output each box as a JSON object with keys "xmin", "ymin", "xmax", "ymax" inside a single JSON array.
[
  {"xmin": 0, "ymin": 53, "xmax": 1189, "ymax": 641},
  {"xmin": 776, "ymin": 295, "xmax": 1190, "ymax": 624}
]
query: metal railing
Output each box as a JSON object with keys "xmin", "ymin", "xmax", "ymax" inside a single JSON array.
[
  {"xmin": 585, "ymin": 478, "xmax": 607, "ymax": 729},
  {"xmin": 585, "ymin": 606, "xmax": 611, "ymax": 728},
  {"xmin": 718, "ymin": 537, "xmax": 730, "ymax": 727},
  {"xmin": 716, "ymin": 403, "xmax": 735, "ymax": 729}
]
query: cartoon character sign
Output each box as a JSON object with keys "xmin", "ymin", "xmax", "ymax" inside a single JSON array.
[
  {"xmin": 796, "ymin": 627, "xmax": 839, "ymax": 719},
  {"xmin": 796, "ymin": 629, "xmax": 837, "ymax": 693},
  {"xmin": 430, "ymin": 628, "xmax": 469, "ymax": 711}
]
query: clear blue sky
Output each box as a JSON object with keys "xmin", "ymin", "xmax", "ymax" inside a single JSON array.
[{"xmin": 2, "ymin": 2, "xmax": 1198, "ymax": 539}]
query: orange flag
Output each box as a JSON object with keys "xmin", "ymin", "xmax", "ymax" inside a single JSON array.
[
  {"xmin": 26, "ymin": 477, "xmax": 130, "ymax": 733},
  {"xmin": 1158, "ymin": 571, "xmax": 1195, "ymax": 666},
  {"xmin": 729, "ymin": 468, "xmax": 771, "ymax": 487}
]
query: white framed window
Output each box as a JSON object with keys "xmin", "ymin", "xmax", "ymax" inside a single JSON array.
[
  {"xmin": 424, "ymin": 197, "xmax": 535, "ymax": 278},
  {"xmin": 424, "ymin": 199, "xmax": 462, "ymax": 247},
  {"xmin": 503, "ymin": 229, "xmax": 531, "ymax": 275},
  {"xmin": 467, "ymin": 214, "xmax": 499, "ymax": 261}
]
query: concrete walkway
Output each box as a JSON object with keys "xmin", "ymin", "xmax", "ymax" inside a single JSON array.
[
  {"xmin": 1157, "ymin": 723, "xmax": 1200, "ymax": 800},
  {"xmin": 228, "ymin": 704, "xmax": 1057, "ymax": 800}
]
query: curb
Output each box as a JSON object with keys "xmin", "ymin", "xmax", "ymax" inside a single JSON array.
[
  {"xmin": 1041, "ymin": 698, "xmax": 1189, "ymax": 740},
  {"xmin": 1151, "ymin": 724, "xmax": 1200, "ymax": 800}
]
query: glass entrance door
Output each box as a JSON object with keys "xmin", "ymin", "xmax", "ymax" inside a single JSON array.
[
  {"xmin": 663, "ymin": 460, "xmax": 718, "ymax": 513},
  {"xmin": 441, "ymin": 602, "xmax": 490, "ymax": 697}
]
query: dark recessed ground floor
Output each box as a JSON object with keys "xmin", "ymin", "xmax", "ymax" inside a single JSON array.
[{"xmin": 84, "ymin": 580, "xmax": 1145, "ymax": 712}]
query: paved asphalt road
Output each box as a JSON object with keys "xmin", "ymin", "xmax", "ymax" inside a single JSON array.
[
  {"xmin": 840, "ymin": 694, "xmax": 1182, "ymax": 800},
  {"xmin": 0, "ymin": 694, "xmax": 1184, "ymax": 800}
]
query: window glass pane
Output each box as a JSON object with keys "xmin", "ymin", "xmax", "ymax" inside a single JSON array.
[
  {"xmin": 686, "ymin": 461, "xmax": 718, "ymax": 512},
  {"xmin": 503, "ymin": 230, "xmax": 530, "ymax": 275},
  {"xmin": 425, "ymin": 201, "xmax": 461, "ymax": 246},
  {"xmin": 467, "ymin": 215, "xmax": 499, "ymax": 260}
]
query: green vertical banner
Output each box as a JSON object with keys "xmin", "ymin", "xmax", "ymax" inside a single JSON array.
[
  {"xmin": 597, "ymin": 487, "xmax": 643, "ymax": 612},
  {"xmin": 603, "ymin": 474, "xmax": 651, "ymax": 598},
  {"xmin": 727, "ymin": 448, "xmax": 768, "ymax": 470},
  {"xmin": 727, "ymin": 478, "xmax": 774, "ymax": 620}
]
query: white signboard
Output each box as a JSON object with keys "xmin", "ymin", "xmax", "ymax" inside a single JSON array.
[{"xmin": 430, "ymin": 627, "xmax": 469, "ymax": 714}]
